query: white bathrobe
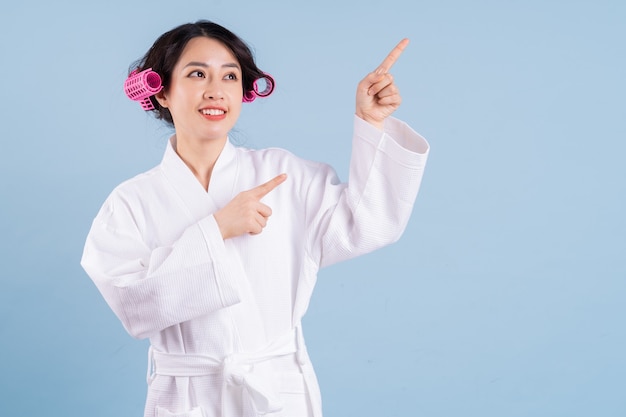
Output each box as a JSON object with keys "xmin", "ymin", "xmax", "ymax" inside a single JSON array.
[{"xmin": 81, "ymin": 115, "xmax": 429, "ymax": 417}]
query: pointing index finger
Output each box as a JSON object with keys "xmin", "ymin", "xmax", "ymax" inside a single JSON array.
[
  {"xmin": 253, "ymin": 173, "xmax": 287, "ymax": 199},
  {"xmin": 375, "ymin": 38, "xmax": 410, "ymax": 74}
]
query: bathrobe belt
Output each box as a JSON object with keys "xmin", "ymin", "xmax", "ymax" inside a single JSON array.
[{"xmin": 147, "ymin": 328, "xmax": 304, "ymax": 417}]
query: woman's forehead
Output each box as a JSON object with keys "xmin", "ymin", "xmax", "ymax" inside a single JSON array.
[{"xmin": 177, "ymin": 36, "xmax": 239, "ymax": 66}]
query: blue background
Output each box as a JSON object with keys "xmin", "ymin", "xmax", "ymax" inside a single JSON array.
[{"xmin": 1, "ymin": 1, "xmax": 624, "ymax": 416}]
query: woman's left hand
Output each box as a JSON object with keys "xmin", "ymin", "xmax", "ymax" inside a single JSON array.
[{"xmin": 355, "ymin": 38, "xmax": 409, "ymax": 130}]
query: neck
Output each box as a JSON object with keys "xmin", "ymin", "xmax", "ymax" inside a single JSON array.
[{"xmin": 174, "ymin": 135, "xmax": 228, "ymax": 191}]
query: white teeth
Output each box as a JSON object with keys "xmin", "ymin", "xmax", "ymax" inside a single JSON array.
[{"xmin": 201, "ymin": 109, "xmax": 225, "ymax": 116}]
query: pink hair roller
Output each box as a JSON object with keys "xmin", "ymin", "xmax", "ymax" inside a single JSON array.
[
  {"xmin": 243, "ymin": 73, "xmax": 275, "ymax": 103},
  {"xmin": 124, "ymin": 68, "xmax": 163, "ymax": 110}
]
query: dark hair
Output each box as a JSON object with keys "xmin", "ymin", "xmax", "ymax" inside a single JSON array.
[{"xmin": 131, "ymin": 20, "xmax": 268, "ymax": 126}]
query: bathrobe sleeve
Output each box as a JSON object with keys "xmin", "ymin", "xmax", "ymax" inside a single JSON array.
[
  {"xmin": 305, "ymin": 115, "xmax": 429, "ymax": 268},
  {"xmin": 81, "ymin": 190, "xmax": 241, "ymax": 340}
]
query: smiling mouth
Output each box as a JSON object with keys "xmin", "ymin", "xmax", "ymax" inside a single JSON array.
[{"xmin": 201, "ymin": 109, "xmax": 226, "ymax": 116}]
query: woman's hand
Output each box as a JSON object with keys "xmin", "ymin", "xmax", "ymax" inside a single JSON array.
[
  {"xmin": 214, "ymin": 174, "xmax": 287, "ymax": 240},
  {"xmin": 355, "ymin": 38, "xmax": 409, "ymax": 130}
]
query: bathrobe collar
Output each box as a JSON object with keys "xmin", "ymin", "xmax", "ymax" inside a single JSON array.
[{"xmin": 160, "ymin": 135, "xmax": 239, "ymax": 220}]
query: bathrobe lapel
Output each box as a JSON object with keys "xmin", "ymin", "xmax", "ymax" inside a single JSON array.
[
  {"xmin": 159, "ymin": 136, "xmax": 238, "ymax": 221},
  {"xmin": 159, "ymin": 136, "xmax": 269, "ymax": 350}
]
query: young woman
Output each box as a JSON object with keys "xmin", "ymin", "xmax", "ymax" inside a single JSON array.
[{"xmin": 82, "ymin": 20, "xmax": 429, "ymax": 417}]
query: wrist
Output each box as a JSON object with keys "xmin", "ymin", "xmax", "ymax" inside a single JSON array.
[
  {"xmin": 213, "ymin": 212, "xmax": 230, "ymax": 240},
  {"xmin": 355, "ymin": 112, "xmax": 384, "ymax": 131}
]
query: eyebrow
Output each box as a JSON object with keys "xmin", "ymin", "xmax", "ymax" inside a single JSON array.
[{"xmin": 183, "ymin": 61, "xmax": 241, "ymax": 70}]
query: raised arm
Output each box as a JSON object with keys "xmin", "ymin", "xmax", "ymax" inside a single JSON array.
[{"xmin": 305, "ymin": 39, "xmax": 429, "ymax": 267}]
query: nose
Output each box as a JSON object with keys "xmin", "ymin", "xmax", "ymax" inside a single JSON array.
[{"xmin": 203, "ymin": 77, "xmax": 223, "ymax": 100}]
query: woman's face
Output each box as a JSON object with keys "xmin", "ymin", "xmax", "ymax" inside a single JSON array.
[{"xmin": 156, "ymin": 36, "xmax": 244, "ymax": 144}]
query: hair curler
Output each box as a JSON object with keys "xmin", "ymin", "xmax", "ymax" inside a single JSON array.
[
  {"xmin": 124, "ymin": 68, "xmax": 163, "ymax": 110},
  {"xmin": 243, "ymin": 73, "xmax": 275, "ymax": 103}
]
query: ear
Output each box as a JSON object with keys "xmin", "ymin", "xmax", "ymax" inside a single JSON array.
[{"xmin": 154, "ymin": 90, "xmax": 168, "ymax": 108}]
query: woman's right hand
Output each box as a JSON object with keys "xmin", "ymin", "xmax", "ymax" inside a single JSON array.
[{"xmin": 214, "ymin": 174, "xmax": 287, "ymax": 239}]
